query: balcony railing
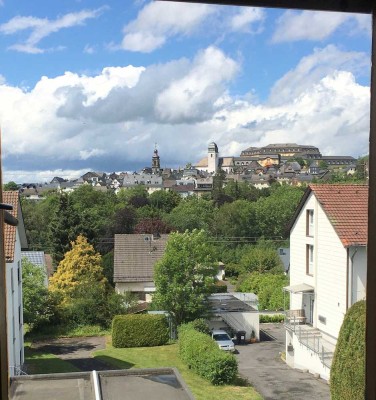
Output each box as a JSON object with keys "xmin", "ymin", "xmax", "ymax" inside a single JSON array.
[{"xmin": 284, "ymin": 311, "xmax": 334, "ymax": 369}]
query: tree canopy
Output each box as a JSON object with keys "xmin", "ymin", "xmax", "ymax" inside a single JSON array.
[{"xmin": 153, "ymin": 230, "xmax": 217, "ymax": 326}]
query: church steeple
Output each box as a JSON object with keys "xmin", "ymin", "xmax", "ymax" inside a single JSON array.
[{"xmin": 152, "ymin": 144, "xmax": 161, "ymax": 175}]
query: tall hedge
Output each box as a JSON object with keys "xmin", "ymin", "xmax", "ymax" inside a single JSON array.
[
  {"xmin": 178, "ymin": 323, "xmax": 238, "ymax": 385},
  {"xmin": 330, "ymin": 300, "xmax": 365, "ymax": 399},
  {"xmin": 112, "ymin": 314, "xmax": 169, "ymax": 348}
]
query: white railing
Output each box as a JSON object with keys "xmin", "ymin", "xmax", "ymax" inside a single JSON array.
[{"xmin": 284, "ymin": 316, "xmax": 333, "ymax": 368}]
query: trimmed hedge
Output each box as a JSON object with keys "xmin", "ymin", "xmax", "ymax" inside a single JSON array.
[
  {"xmin": 259, "ymin": 314, "xmax": 284, "ymax": 323},
  {"xmin": 112, "ymin": 314, "xmax": 169, "ymax": 348},
  {"xmin": 330, "ymin": 300, "xmax": 365, "ymax": 400},
  {"xmin": 178, "ymin": 323, "xmax": 238, "ymax": 385}
]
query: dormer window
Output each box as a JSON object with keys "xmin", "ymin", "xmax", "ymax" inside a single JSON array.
[{"xmin": 306, "ymin": 209, "xmax": 314, "ymax": 236}]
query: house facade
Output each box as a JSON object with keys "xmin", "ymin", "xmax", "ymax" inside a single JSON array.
[
  {"xmin": 284, "ymin": 184, "xmax": 367, "ymax": 381},
  {"xmin": 114, "ymin": 234, "xmax": 169, "ymax": 302},
  {"xmin": 4, "ymin": 191, "xmax": 28, "ymax": 376}
]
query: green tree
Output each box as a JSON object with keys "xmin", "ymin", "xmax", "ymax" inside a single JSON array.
[
  {"xmin": 330, "ymin": 300, "xmax": 365, "ymax": 400},
  {"xmin": 237, "ymin": 271, "xmax": 288, "ymax": 310},
  {"xmin": 164, "ymin": 197, "xmax": 215, "ymax": 232},
  {"xmin": 211, "ymin": 200, "xmax": 256, "ymax": 238},
  {"xmin": 318, "ymin": 160, "xmax": 329, "ymax": 169},
  {"xmin": 48, "ymin": 194, "xmax": 82, "ymax": 263},
  {"xmin": 153, "ymin": 230, "xmax": 217, "ymax": 326},
  {"xmin": 149, "ymin": 190, "xmax": 180, "ymax": 213},
  {"xmin": 22, "ymin": 258, "xmax": 54, "ymax": 329},
  {"xmin": 3, "ymin": 181, "xmax": 18, "ymax": 191},
  {"xmin": 238, "ymin": 240, "xmax": 284, "ymax": 274},
  {"xmin": 254, "ymin": 185, "xmax": 304, "ymax": 238}
]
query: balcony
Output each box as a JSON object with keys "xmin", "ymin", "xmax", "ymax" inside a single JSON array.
[{"xmin": 284, "ymin": 309, "xmax": 335, "ymax": 369}]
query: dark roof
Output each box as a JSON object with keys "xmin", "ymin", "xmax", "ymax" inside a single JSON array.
[
  {"xmin": 290, "ymin": 184, "xmax": 368, "ymax": 247},
  {"xmin": 10, "ymin": 368, "xmax": 194, "ymax": 400},
  {"xmin": 208, "ymin": 294, "xmax": 257, "ymax": 312},
  {"xmin": 114, "ymin": 234, "xmax": 169, "ymax": 282}
]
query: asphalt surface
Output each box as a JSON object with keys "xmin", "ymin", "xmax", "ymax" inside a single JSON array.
[
  {"xmin": 31, "ymin": 336, "xmax": 116, "ymax": 371},
  {"xmin": 236, "ymin": 323, "xmax": 331, "ymax": 400}
]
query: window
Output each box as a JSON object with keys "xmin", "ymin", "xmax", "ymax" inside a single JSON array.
[
  {"xmin": 306, "ymin": 245, "xmax": 314, "ymax": 276},
  {"xmin": 306, "ymin": 209, "xmax": 314, "ymax": 236}
]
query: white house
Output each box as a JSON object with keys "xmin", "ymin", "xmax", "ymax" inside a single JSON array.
[
  {"xmin": 284, "ymin": 184, "xmax": 368, "ymax": 381},
  {"xmin": 4, "ymin": 191, "xmax": 28, "ymax": 376}
]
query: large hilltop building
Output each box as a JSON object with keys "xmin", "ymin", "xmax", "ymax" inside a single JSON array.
[{"xmin": 241, "ymin": 143, "xmax": 322, "ymax": 160}]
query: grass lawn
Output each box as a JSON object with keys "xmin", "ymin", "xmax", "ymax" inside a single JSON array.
[
  {"xmin": 95, "ymin": 342, "xmax": 262, "ymax": 400},
  {"xmin": 24, "ymin": 342, "xmax": 81, "ymax": 375},
  {"xmin": 25, "ymin": 324, "xmax": 111, "ymax": 341}
]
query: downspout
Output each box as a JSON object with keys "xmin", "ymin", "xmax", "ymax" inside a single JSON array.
[{"xmin": 346, "ymin": 248, "xmax": 349, "ymax": 311}]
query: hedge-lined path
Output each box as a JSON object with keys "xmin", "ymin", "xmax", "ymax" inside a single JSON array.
[
  {"xmin": 236, "ymin": 323, "xmax": 330, "ymax": 400},
  {"xmin": 31, "ymin": 336, "xmax": 117, "ymax": 371}
]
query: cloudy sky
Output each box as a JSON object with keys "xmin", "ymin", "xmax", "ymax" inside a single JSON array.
[{"xmin": 0, "ymin": 0, "xmax": 371, "ymax": 183}]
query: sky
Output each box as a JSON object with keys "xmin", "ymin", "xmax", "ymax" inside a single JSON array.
[{"xmin": 0, "ymin": 0, "xmax": 372, "ymax": 183}]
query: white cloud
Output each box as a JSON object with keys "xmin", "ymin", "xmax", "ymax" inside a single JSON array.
[
  {"xmin": 229, "ymin": 7, "xmax": 265, "ymax": 33},
  {"xmin": 268, "ymin": 45, "xmax": 369, "ymax": 105},
  {"xmin": 121, "ymin": 1, "xmax": 217, "ymax": 52},
  {"xmin": 0, "ymin": 46, "xmax": 369, "ymax": 183},
  {"xmin": 83, "ymin": 44, "xmax": 95, "ymax": 54},
  {"xmin": 155, "ymin": 47, "xmax": 238, "ymax": 123},
  {"xmin": 0, "ymin": 7, "xmax": 107, "ymax": 53},
  {"xmin": 272, "ymin": 10, "xmax": 370, "ymax": 43}
]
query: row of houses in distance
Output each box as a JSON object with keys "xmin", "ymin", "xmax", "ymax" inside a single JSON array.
[{"xmin": 14, "ymin": 142, "xmax": 364, "ymax": 200}]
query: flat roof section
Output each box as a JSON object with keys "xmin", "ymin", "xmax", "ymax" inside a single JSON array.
[{"xmin": 10, "ymin": 368, "xmax": 195, "ymax": 400}]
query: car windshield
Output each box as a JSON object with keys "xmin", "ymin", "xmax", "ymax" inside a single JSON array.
[{"xmin": 213, "ymin": 334, "xmax": 231, "ymax": 341}]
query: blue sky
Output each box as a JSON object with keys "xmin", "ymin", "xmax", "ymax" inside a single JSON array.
[{"xmin": 0, "ymin": 0, "xmax": 372, "ymax": 182}]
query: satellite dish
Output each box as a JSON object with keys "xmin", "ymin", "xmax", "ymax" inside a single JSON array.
[{"xmin": 144, "ymin": 236, "xmax": 150, "ymax": 242}]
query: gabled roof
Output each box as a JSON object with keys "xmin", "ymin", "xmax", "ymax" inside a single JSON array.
[
  {"xmin": 290, "ymin": 184, "xmax": 368, "ymax": 247},
  {"xmin": 114, "ymin": 234, "xmax": 169, "ymax": 282},
  {"xmin": 4, "ymin": 191, "xmax": 28, "ymax": 262}
]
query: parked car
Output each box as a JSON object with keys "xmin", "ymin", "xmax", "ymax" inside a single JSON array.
[{"xmin": 212, "ymin": 330, "xmax": 235, "ymax": 352}]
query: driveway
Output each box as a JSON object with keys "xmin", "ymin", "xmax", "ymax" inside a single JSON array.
[
  {"xmin": 31, "ymin": 336, "xmax": 117, "ymax": 371},
  {"xmin": 236, "ymin": 323, "xmax": 330, "ymax": 400}
]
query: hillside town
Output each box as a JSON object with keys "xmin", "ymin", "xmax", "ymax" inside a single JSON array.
[{"xmin": 13, "ymin": 142, "xmax": 365, "ymax": 201}]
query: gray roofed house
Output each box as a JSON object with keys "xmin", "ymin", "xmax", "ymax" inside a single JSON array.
[
  {"xmin": 114, "ymin": 234, "xmax": 169, "ymax": 301},
  {"xmin": 21, "ymin": 251, "xmax": 48, "ymax": 286}
]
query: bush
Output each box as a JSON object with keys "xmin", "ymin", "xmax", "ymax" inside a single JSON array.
[
  {"xmin": 259, "ymin": 314, "xmax": 284, "ymax": 323},
  {"xmin": 178, "ymin": 323, "xmax": 238, "ymax": 385},
  {"xmin": 112, "ymin": 314, "xmax": 169, "ymax": 348},
  {"xmin": 190, "ymin": 318, "xmax": 211, "ymax": 335},
  {"xmin": 330, "ymin": 300, "xmax": 365, "ymax": 400},
  {"xmin": 211, "ymin": 281, "xmax": 228, "ymax": 293}
]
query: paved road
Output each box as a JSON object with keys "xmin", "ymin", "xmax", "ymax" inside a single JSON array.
[
  {"xmin": 31, "ymin": 336, "xmax": 116, "ymax": 371},
  {"xmin": 236, "ymin": 323, "xmax": 330, "ymax": 400}
]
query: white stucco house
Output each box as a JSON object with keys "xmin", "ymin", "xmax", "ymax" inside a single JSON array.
[
  {"xmin": 284, "ymin": 184, "xmax": 367, "ymax": 381},
  {"xmin": 4, "ymin": 191, "xmax": 28, "ymax": 376}
]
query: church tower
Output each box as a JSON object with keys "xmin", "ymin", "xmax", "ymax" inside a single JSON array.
[
  {"xmin": 152, "ymin": 145, "xmax": 161, "ymax": 175},
  {"xmin": 207, "ymin": 142, "xmax": 219, "ymax": 173}
]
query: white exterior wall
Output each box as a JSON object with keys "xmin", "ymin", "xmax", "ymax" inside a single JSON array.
[
  {"xmin": 115, "ymin": 281, "xmax": 155, "ymax": 302},
  {"xmin": 208, "ymin": 150, "xmax": 218, "ymax": 174},
  {"xmin": 6, "ymin": 229, "xmax": 24, "ymax": 376},
  {"xmin": 287, "ymin": 192, "xmax": 353, "ymax": 379},
  {"xmin": 221, "ymin": 312, "xmax": 259, "ymax": 341},
  {"xmin": 349, "ymin": 246, "xmax": 367, "ymax": 306},
  {"xmin": 289, "ymin": 192, "xmax": 348, "ymax": 339},
  {"xmin": 286, "ymin": 330, "xmax": 331, "ymax": 381}
]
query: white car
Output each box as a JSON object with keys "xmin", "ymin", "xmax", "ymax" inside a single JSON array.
[{"xmin": 212, "ymin": 330, "xmax": 235, "ymax": 352}]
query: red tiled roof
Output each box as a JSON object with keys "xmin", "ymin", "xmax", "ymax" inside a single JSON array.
[
  {"xmin": 3, "ymin": 191, "xmax": 19, "ymax": 263},
  {"xmin": 310, "ymin": 184, "xmax": 368, "ymax": 247}
]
